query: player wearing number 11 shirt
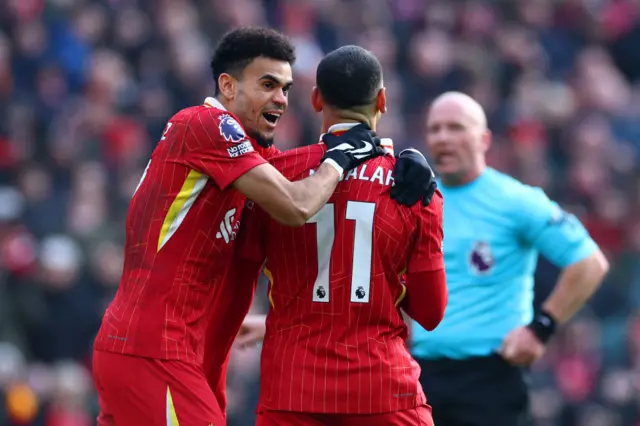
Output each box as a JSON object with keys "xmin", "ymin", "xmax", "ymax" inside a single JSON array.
[
  {"xmin": 231, "ymin": 46, "xmax": 448, "ymax": 426},
  {"xmin": 91, "ymin": 29, "xmax": 389, "ymax": 426}
]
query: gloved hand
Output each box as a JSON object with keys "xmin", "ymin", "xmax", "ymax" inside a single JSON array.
[
  {"xmin": 390, "ymin": 148, "xmax": 437, "ymax": 207},
  {"xmin": 321, "ymin": 124, "xmax": 384, "ymax": 177}
]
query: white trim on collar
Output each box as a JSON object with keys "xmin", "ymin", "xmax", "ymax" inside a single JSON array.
[
  {"xmin": 327, "ymin": 122, "xmax": 359, "ymax": 134},
  {"xmin": 203, "ymin": 97, "xmax": 226, "ymax": 111}
]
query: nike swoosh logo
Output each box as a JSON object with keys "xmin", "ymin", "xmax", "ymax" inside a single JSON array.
[
  {"xmin": 327, "ymin": 141, "xmax": 374, "ymax": 160},
  {"xmin": 351, "ymin": 141, "xmax": 374, "ymax": 159},
  {"xmin": 350, "ymin": 141, "xmax": 373, "ymax": 154},
  {"xmin": 328, "ymin": 142, "xmax": 357, "ymax": 152},
  {"xmin": 349, "ymin": 141, "xmax": 372, "ymax": 153}
]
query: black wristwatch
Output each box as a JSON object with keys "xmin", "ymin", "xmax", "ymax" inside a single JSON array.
[{"xmin": 526, "ymin": 310, "xmax": 557, "ymax": 344}]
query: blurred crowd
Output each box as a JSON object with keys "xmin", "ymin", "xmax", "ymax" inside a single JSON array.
[{"xmin": 1, "ymin": 0, "xmax": 640, "ymax": 424}]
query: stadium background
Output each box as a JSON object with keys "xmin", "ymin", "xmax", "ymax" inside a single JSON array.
[{"xmin": 1, "ymin": 0, "xmax": 640, "ymax": 424}]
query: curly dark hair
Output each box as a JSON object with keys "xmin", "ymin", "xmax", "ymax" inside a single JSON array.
[
  {"xmin": 316, "ymin": 45, "xmax": 382, "ymax": 110},
  {"xmin": 210, "ymin": 27, "xmax": 296, "ymax": 95}
]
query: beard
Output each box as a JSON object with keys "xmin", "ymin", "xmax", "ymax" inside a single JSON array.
[{"xmin": 248, "ymin": 129, "xmax": 274, "ymax": 148}]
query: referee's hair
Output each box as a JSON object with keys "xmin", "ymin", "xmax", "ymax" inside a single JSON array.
[{"xmin": 316, "ymin": 45, "xmax": 383, "ymax": 110}]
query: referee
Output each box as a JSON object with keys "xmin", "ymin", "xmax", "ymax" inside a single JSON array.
[{"xmin": 411, "ymin": 92, "xmax": 609, "ymax": 426}]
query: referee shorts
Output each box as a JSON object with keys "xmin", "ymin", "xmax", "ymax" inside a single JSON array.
[{"xmin": 417, "ymin": 353, "xmax": 531, "ymax": 426}]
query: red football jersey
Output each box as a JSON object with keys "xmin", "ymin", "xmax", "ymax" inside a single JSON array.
[
  {"xmin": 94, "ymin": 98, "xmax": 268, "ymax": 364},
  {"xmin": 238, "ymin": 135, "xmax": 444, "ymax": 414}
]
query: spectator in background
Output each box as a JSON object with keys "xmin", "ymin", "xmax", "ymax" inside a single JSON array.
[{"xmin": 2, "ymin": 0, "xmax": 640, "ymax": 425}]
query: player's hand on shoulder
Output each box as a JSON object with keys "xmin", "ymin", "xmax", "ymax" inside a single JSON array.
[
  {"xmin": 390, "ymin": 148, "xmax": 437, "ymax": 207},
  {"xmin": 321, "ymin": 124, "xmax": 384, "ymax": 176}
]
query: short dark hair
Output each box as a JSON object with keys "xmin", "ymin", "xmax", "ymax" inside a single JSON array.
[
  {"xmin": 210, "ymin": 27, "xmax": 296, "ymax": 95},
  {"xmin": 316, "ymin": 45, "xmax": 383, "ymax": 110}
]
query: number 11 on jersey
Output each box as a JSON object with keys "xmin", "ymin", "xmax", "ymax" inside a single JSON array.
[{"xmin": 307, "ymin": 201, "xmax": 375, "ymax": 304}]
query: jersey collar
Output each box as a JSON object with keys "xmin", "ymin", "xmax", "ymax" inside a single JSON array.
[
  {"xmin": 320, "ymin": 122, "xmax": 395, "ymax": 156},
  {"xmin": 327, "ymin": 122, "xmax": 360, "ymax": 134},
  {"xmin": 204, "ymin": 97, "xmax": 226, "ymax": 111}
]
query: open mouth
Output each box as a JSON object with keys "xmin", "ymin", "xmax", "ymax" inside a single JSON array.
[
  {"xmin": 262, "ymin": 112, "xmax": 281, "ymax": 125},
  {"xmin": 435, "ymin": 152, "xmax": 457, "ymax": 165}
]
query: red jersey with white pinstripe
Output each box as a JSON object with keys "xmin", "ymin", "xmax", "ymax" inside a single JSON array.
[
  {"xmin": 239, "ymin": 131, "xmax": 444, "ymax": 414},
  {"xmin": 94, "ymin": 98, "xmax": 267, "ymax": 364}
]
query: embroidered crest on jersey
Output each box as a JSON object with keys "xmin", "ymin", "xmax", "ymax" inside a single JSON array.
[
  {"xmin": 219, "ymin": 114, "xmax": 247, "ymax": 143},
  {"xmin": 469, "ymin": 241, "xmax": 494, "ymax": 274},
  {"xmin": 215, "ymin": 208, "xmax": 240, "ymax": 244}
]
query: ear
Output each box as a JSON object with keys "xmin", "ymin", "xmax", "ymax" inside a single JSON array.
[
  {"xmin": 375, "ymin": 87, "xmax": 387, "ymax": 114},
  {"xmin": 481, "ymin": 129, "xmax": 492, "ymax": 153},
  {"xmin": 217, "ymin": 73, "xmax": 237, "ymax": 101},
  {"xmin": 311, "ymin": 87, "xmax": 323, "ymax": 113}
]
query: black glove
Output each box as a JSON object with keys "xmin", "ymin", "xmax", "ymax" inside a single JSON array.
[
  {"xmin": 390, "ymin": 148, "xmax": 437, "ymax": 207},
  {"xmin": 321, "ymin": 124, "xmax": 384, "ymax": 176}
]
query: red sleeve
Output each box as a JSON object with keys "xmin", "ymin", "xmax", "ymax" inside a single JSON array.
[
  {"xmin": 256, "ymin": 144, "xmax": 281, "ymax": 160},
  {"xmin": 407, "ymin": 191, "xmax": 444, "ymax": 273},
  {"xmin": 267, "ymin": 145, "xmax": 325, "ymax": 180},
  {"xmin": 203, "ymin": 201, "xmax": 266, "ymax": 402},
  {"xmin": 402, "ymin": 269, "xmax": 447, "ymax": 331},
  {"xmin": 235, "ymin": 200, "xmax": 268, "ymax": 263},
  {"xmin": 181, "ymin": 108, "xmax": 267, "ymax": 190}
]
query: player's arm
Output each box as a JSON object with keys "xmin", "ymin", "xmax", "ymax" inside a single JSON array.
[
  {"xmin": 401, "ymin": 192, "xmax": 448, "ymax": 331},
  {"xmin": 402, "ymin": 270, "xmax": 447, "ymax": 331},
  {"xmin": 202, "ymin": 203, "xmax": 266, "ymax": 391},
  {"xmin": 232, "ymin": 162, "xmax": 340, "ymax": 227},
  {"xmin": 233, "ymin": 124, "xmax": 382, "ymax": 227},
  {"xmin": 229, "ymin": 202, "xmax": 269, "ymax": 349},
  {"xmin": 230, "ymin": 200, "xmax": 268, "ymax": 299},
  {"xmin": 182, "ymin": 112, "xmax": 381, "ymax": 227},
  {"xmin": 260, "ymin": 144, "xmax": 282, "ymax": 159},
  {"xmin": 235, "ymin": 314, "xmax": 267, "ymax": 348},
  {"xmin": 202, "ymin": 257, "xmax": 263, "ymax": 391},
  {"xmin": 272, "ymin": 139, "xmax": 438, "ymax": 208},
  {"xmin": 519, "ymin": 188, "xmax": 609, "ymax": 340}
]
